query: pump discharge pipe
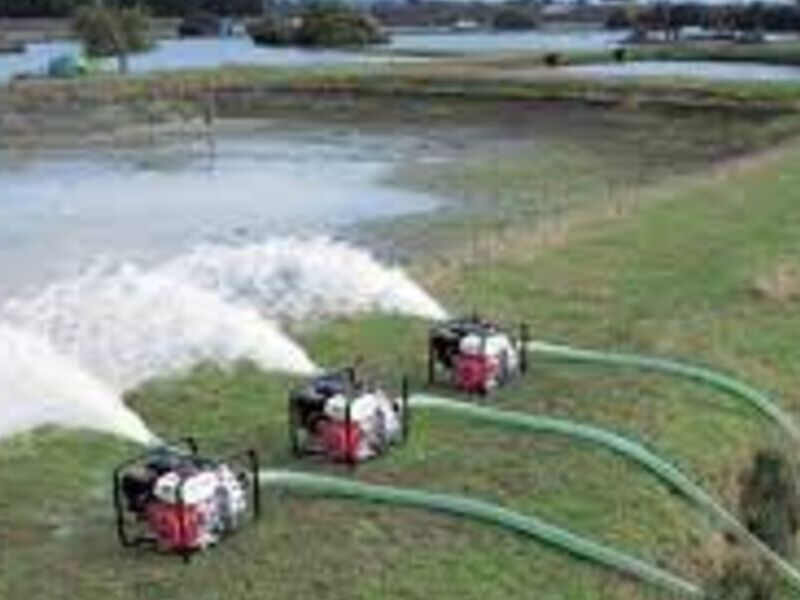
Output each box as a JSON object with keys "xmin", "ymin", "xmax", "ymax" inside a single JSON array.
[
  {"xmin": 260, "ymin": 469, "xmax": 701, "ymax": 598},
  {"xmin": 526, "ymin": 340, "xmax": 800, "ymax": 443},
  {"xmin": 409, "ymin": 393, "xmax": 800, "ymax": 593}
]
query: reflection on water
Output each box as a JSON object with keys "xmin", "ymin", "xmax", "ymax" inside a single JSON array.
[
  {"xmin": 561, "ymin": 60, "xmax": 800, "ymax": 82},
  {"xmin": 0, "ymin": 130, "xmax": 439, "ymax": 295}
]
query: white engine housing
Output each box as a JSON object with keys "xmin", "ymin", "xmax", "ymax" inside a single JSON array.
[
  {"xmin": 459, "ymin": 333, "xmax": 520, "ymax": 371},
  {"xmin": 152, "ymin": 464, "xmax": 248, "ymax": 547},
  {"xmin": 324, "ymin": 389, "xmax": 404, "ymax": 459}
]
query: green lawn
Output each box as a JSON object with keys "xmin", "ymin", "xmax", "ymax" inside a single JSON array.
[{"xmin": 4, "ymin": 98, "xmax": 800, "ymax": 599}]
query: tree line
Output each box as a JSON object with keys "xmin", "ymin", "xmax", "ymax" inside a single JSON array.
[
  {"xmin": 0, "ymin": 0, "xmax": 262, "ymax": 18},
  {"xmin": 249, "ymin": 1, "xmax": 388, "ymax": 47},
  {"xmin": 607, "ymin": 2, "xmax": 800, "ymax": 36}
]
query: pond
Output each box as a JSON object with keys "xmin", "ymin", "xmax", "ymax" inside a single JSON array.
[
  {"xmin": 0, "ymin": 126, "xmax": 440, "ymax": 294},
  {"xmin": 560, "ymin": 60, "xmax": 800, "ymax": 82}
]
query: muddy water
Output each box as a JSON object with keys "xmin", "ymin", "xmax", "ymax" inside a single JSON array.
[{"xmin": 0, "ymin": 126, "xmax": 441, "ymax": 295}]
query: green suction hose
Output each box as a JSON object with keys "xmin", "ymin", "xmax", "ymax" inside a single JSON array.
[
  {"xmin": 410, "ymin": 393, "xmax": 800, "ymax": 592},
  {"xmin": 260, "ymin": 469, "xmax": 701, "ymax": 598},
  {"xmin": 527, "ymin": 341, "xmax": 800, "ymax": 443}
]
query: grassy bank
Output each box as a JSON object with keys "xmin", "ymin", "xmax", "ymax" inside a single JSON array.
[
  {"xmin": 4, "ymin": 61, "xmax": 800, "ymax": 122},
  {"xmin": 627, "ymin": 40, "xmax": 800, "ymax": 67},
  {"xmin": 4, "ymin": 64, "xmax": 800, "ymax": 161},
  {"xmin": 3, "ymin": 90, "xmax": 800, "ymax": 599}
]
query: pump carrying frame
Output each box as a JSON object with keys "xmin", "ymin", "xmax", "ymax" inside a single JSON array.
[
  {"xmin": 289, "ymin": 373, "xmax": 411, "ymax": 467},
  {"xmin": 427, "ymin": 319, "xmax": 530, "ymax": 393},
  {"xmin": 112, "ymin": 437, "xmax": 261, "ymax": 562}
]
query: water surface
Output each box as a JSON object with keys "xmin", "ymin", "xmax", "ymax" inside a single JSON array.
[
  {"xmin": 0, "ymin": 128, "xmax": 439, "ymax": 295},
  {"xmin": 561, "ymin": 60, "xmax": 800, "ymax": 82},
  {"xmin": 0, "ymin": 38, "xmax": 407, "ymax": 83}
]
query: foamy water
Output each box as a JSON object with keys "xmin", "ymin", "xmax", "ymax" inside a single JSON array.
[
  {"xmin": 1, "ymin": 264, "xmax": 318, "ymax": 390},
  {"xmin": 0, "ymin": 324, "xmax": 156, "ymax": 445},
  {"xmin": 0, "ymin": 237, "xmax": 445, "ymax": 444}
]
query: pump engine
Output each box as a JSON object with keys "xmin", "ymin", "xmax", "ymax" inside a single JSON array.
[
  {"xmin": 428, "ymin": 316, "xmax": 529, "ymax": 394},
  {"xmin": 289, "ymin": 367, "xmax": 409, "ymax": 464},
  {"xmin": 113, "ymin": 438, "xmax": 260, "ymax": 559}
]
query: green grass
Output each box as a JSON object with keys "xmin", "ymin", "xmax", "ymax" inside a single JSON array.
[
  {"xmin": 5, "ymin": 98, "xmax": 800, "ymax": 599},
  {"xmin": 379, "ymin": 104, "xmax": 800, "ymax": 259},
  {"xmin": 5, "ymin": 58, "xmax": 800, "ymax": 123},
  {"xmin": 627, "ymin": 41, "xmax": 800, "ymax": 67}
]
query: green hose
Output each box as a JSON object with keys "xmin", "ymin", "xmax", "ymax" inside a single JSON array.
[
  {"xmin": 260, "ymin": 469, "xmax": 702, "ymax": 598},
  {"xmin": 410, "ymin": 393, "xmax": 800, "ymax": 592},
  {"xmin": 527, "ymin": 340, "xmax": 800, "ymax": 443}
]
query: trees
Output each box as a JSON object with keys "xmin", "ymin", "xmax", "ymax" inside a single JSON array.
[
  {"xmin": 492, "ymin": 8, "xmax": 538, "ymax": 31},
  {"xmin": 294, "ymin": 2, "xmax": 388, "ymax": 48},
  {"xmin": 249, "ymin": 2, "xmax": 389, "ymax": 49},
  {"xmin": 605, "ymin": 6, "xmax": 634, "ymax": 30},
  {"xmin": 247, "ymin": 14, "xmax": 294, "ymax": 46},
  {"xmin": 618, "ymin": 2, "xmax": 800, "ymax": 39},
  {"xmin": 178, "ymin": 10, "xmax": 223, "ymax": 37},
  {"xmin": 631, "ymin": 2, "xmax": 677, "ymax": 42},
  {"xmin": 72, "ymin": 3, "xmax": 153, "ymax": 74}
]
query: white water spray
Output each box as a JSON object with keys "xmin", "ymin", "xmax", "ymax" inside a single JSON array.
[
  {"xmin": 161, "ymin": 237, "xmax": 448, "ymax": 322},
  {"xmin": 0, "ymin": 324, "xmax": 156, "ymax": 445},
  {"xmin": 1, "ymin": 265, "xmax": 318, "ymax": 391},
  {"xmin": 0, "ymin": 236, "xmax": 446, "ymax": 444}
]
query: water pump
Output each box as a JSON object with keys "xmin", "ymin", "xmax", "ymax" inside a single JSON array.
[
  {"xmin": 288, "ymin": 367, "xmax": 409, "ymax": 465},
  {"xmin": 113, "ymin": 438, "xmax": 260, "ymax": 560},
  {"xmin": 428, "ymin": 316, "xmax": 529, "ymax": 394}
]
